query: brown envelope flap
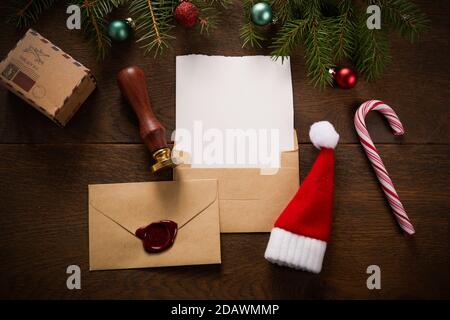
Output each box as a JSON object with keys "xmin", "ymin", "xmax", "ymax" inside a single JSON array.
[
  {"xmin": 88, "ymin": 179, "xmax": 218, "ymax": 235},
  {"xmin": 173, "ymin": 130, "xmax": 298, "ymax": 200},
  {"xmin": 174, "ymin": 147, "xmax": 298, "ymax": 200},
  {"xmin": 281, "ymin": 150, "xmax": 298, "ymax": 168},
  {"xmin": 174, "ymin": 165, "xmax": 298, "ymax": 200},
  {"xmin": 174, "ymin": 167, "xmax": 261, "ymax": 199}
]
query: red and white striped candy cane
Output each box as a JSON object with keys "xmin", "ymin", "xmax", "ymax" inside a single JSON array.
[{"xmin": 354, "ymin": 100, "xmax": 415, "ymax": 236}]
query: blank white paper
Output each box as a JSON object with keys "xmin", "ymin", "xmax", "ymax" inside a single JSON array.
[{"xmin": 175, "ymin": 55, "xmax": 294, "ymax": 168}]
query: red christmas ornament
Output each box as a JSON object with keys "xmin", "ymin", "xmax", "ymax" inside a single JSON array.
[
  {"xmin": 174, "ymin": 1, "xmax": 199, "ymax": 28},
  {"xmin": 331, "ymin": 67, "xmax": 358, "ymax": 89}
]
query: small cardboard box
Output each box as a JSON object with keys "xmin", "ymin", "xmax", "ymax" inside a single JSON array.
[{"xmin": 0, "ymin": 29, "xmax": 96, "ymax": 126}]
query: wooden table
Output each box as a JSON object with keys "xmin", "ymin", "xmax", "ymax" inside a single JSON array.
[{"xmin": 0, "ymin": 1, "xmax": 449, "ymax": 299}]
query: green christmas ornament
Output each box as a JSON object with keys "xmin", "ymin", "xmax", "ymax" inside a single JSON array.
[
  {"xmin": 108, "ymin": 18, "xmax": 133, "ymax": 42},
  {"xmin": 250, "ymin": 2, "xmax": 273, "ymax": 26}
]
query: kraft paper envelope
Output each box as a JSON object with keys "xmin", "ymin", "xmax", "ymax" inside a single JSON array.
[
  {"xmin": 174, "ymin": 135, "xmax": 299, "ymax": 233},
  {"xmin": 88, "ymin": 179, "xmax": 221, "ymax": 270}
]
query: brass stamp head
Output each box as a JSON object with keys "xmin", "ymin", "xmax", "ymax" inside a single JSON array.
[{"xmin": 151, "ymin": 148, "xmax": 176, "ymax": 173}]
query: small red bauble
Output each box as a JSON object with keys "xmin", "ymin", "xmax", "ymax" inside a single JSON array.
[
  {"xmin": 174, "ymin": 1, "xmax": 199, "ymax": 28},
  {"xmin": 332, "ymin": 67, "xmax": 358, "ymax": 89}
]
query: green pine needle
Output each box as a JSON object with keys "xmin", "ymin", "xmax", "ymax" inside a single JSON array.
[
  {"xmin": 265, "ymin": 0, "xmax": 427, "ymax": 86},
  {"xmin": 9, "ymin": 0, "xmax": 60, "ymax": 28},
  {"xmin": 373, "ymin": 0, "xmax": 430, "ymax": 42},
  {"xmin": 270, "ymin": 0, "xmax": 294, "ymax": 23},
  {"xmin": 205, "ymin": 0, "xmax": 233, "ymax": 8},
  {"xmin": 70, "ymin": 0, "xmax": 125, "ymax": 60},
  {"xmin": 354, "ymin": 13, "xmax": 391, "ymax": 81},
  {"xmin": 331, "ymin": 0, "xmax": 355, "ymax": 61},
  {"xmin": 192, "ymin": 0, "xmax": 220, "ymax": 35},
  {"xmin": 129, "ymin": 0, "xmax": 176, "ymax": 57},
  {"xmin": 240, "ymin": 21, "xmax": 266, "ymax": 48},
  {"xmin": 270, "ymin": 19, "xmax": 307, "ymax": 57},
  {"xmin": 271, "ymin": 0, "xmax": 335, "ymax": 88},
  {"xmin": 303, "ymin": 18, "xmax": 335, "ymax": 88},
  {"xmin": 6, "ymin": 0, "xmax": 429, "ymax": 86},
  {"xmin": 240, "ymin": 0, "xmax": 266, "ymax": 48}
]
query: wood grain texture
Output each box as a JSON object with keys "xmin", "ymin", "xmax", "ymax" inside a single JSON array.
[
  {"xmin": 0, "ymin": 145, "xmax": 449, "ymax": 299},
  {"xmin": 0, "ymin": 0, "xmax": 449, "ymax": 299}
]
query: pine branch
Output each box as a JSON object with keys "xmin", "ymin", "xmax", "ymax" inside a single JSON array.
[
  {"xmin": 85, "ymin": 0, "xmax": 128, "ymax": 17},
  {"xmin": 301, "ymin": 0, "xmax": 322, "ymax": 18},
  {"xmin": 354, "ymin": 12, "xmax": 391, "ymax": 81},
  {"xmin": 70, "ymin": 0, "xmax": 124, "ymax": 60},
  {"xmin": 240, "ymin": 0, "xmax": 266, "ymax": 48},
  {"xmin": 331, "ymin": 0, "xmax": 356, "ymax": 61},
  {"xmin": 129, "ymin": 0, "xmax": 176, "ymax": 57},
  {"xmin": 6, "ymin": 0, "xmax": 428, "ymax": 86},
  {"xmin": 272, "ymin": 0, "xmax": 334, "ymax": 88},
  {"xmin": 267, "ymin": 0, "xmax": 427, "ymax": 86},
  {"xmin": 205, "ymin": 0, "xmax": 233, "ymax": 8},
  {"xmin": 9, "ymin": 0, "xmax": 59, "ymax": 28},
  {"xmin": 372, "ymin": 0, "xmax": 429, "ymax": 42},
  {"xmin": 303, "ymin": 17, "xmax": 334, "ymax": 88},
  {"xmin": 81, "ymin": 1, "xmax": 109, "ymax": 60},
  {"xmin": 270, "ymin": 0, "xmax": 294, "ymax": 23},
  {"xmin": 192, "ymin": 0, "xmax": 219, "ymax": 35},
  {"xmin": 197, "ymin": 11, "xmax": 218, "ymax": 35},
  {"xmin": 270, "ymin": 19, "xmax": 307, "ymax": 57},
  {"xmin": 241, "ymin": 22, "xmax": 266, "ymax": 48}
]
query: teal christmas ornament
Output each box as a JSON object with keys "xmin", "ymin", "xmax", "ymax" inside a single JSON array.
[
  {"xmin": 251, "ymin": 2, "xmax": 273, "ymax": 26},
  {"xmin": 108, "ymin": 19, "xmax": 133, "ymax": 42}
]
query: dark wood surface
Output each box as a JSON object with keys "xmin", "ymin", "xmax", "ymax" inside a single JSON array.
[{"xmin": 0, "ymin": 1, "xmax": 449, "ymax": 299}]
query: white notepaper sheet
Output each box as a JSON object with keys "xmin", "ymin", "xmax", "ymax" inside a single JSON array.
[{"xmin": 175, "ymin": 55, "xmax": 294, "ymax": 168}]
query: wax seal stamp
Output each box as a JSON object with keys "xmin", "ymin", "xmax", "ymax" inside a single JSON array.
[
  {"xmin": 117, "ymin": 65, "xmax": 176, "ymax": 174},
  {"xmin": 135, "ymin": 220, "xmax": 178, "ymax": 253}
]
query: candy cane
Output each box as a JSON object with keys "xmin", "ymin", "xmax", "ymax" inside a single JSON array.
[{"xmin": 354, "ymin": 100, "xmax": 415, "ymax": 236}]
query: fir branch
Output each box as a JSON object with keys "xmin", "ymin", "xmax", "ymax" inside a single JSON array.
[
  {"xmin": 301, "ymin": 0, "xmax": 322, "ymax": 18},
  {"xmin": 354, "ymin": 12, "xmax": 391, "ymax": 81},
  {"xmin": 81, "ymin": 0, "xmax": 109, "ymax": 60},
  {"xmin": 9, "ymin": 0, "xmax": 59, "ymax": 28},
  {"xmin": 372, "ymin": 0, "xmax": 429, "ymax": 42},
  {"xmin": 245, "ymin": 0, "xmax": 428, "ymax": 87},
  {"xmin": 270, "ymin": 19, "xmax": 307, "ymax": 57},
  {"xmin": 240, "ymin": 0, "xmax": 266, "ymax": 48},
  {"xmin": 70, "ymin": 0, "xmax": 124, "ymax": 60},
  {"xmin": 85, "ymin": 0, "xmax": 128, "ymax": 17},
  {"xmin": 270, "ymin": 0, "xmax": 294, "ymax": 23},
  {"xmin": 129, "ymin": 0, "xmax": 175, "ymax": 56},
  {"xmin": 332, "ymin": 0, "xmax": 356, "ymax": 61},
  {"xmin": 288, "ymin": 0, "xmax": 334, "ymax": 87},
  {"xmin": 205, "ymin": 0, "xmax": 233, "ymax": 8},
  {"xmin": 192, "ymin": 0, "xmax": 219, "ymax": 35},
  {"xmin": 197, "ymin": 11, "xmax": 218, "ymax": 35},
  {"xmin": 303, "ymin": 18, "xmax": 334, "ymax": 88},
  {"xmin": 240, "ymin": 22, "xmax": 266, "ymax": 48},
  {"xmin": 270, "ymin": 0, "xmax": 334, "ymax": 87}
]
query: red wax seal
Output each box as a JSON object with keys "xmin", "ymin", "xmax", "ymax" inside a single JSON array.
[{"xmin": 135, "ymin": 220, "xmax": 178, "ymax": 253}]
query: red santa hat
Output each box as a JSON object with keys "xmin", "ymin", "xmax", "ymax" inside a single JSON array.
[{"xmin": 264, "ymin": 121, "xmax": 339, "ymax": 273}]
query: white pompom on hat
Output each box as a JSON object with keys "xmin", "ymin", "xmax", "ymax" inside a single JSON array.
[{"xmin": 309, "ymin": 121, "xmax": 340, "ymax": 150}]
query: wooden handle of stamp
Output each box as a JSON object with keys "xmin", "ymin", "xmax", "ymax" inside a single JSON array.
[{"xmin": 117, "ymin": 65, "xmax": 167, "ymax": 153}]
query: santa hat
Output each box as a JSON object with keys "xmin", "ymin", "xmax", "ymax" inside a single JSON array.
[{"xmin": 264, "ymin": 121, "xmax": 339, "ymax": 273}]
